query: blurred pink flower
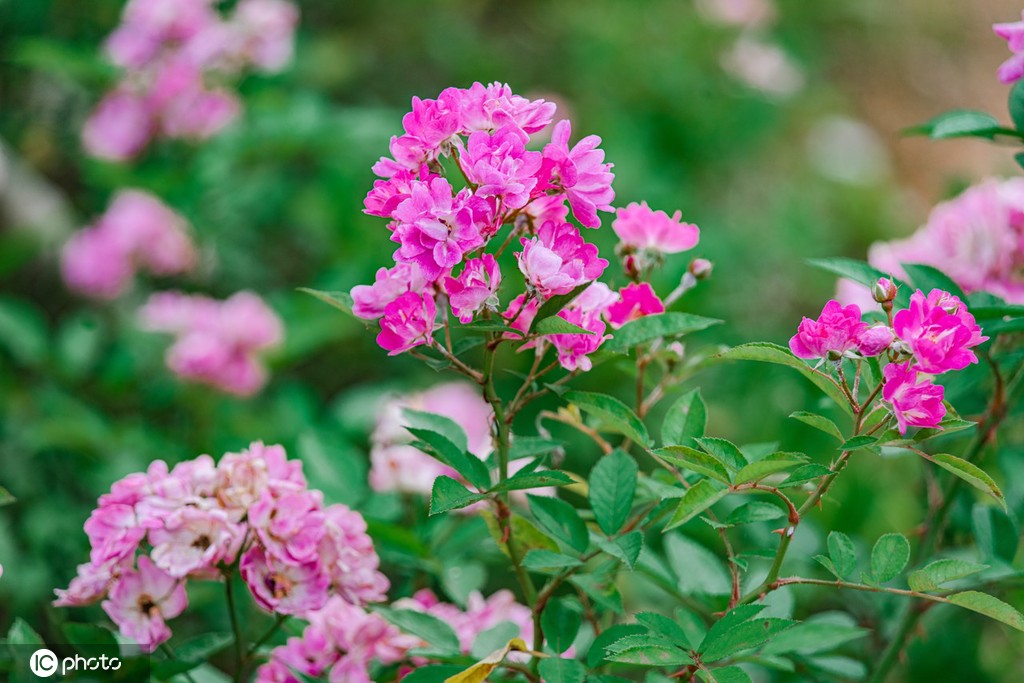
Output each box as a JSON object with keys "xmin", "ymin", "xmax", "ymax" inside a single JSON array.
[
  {"xmin": 81, "ymin": 90, "xmax": 154, "ymax": 161},
  {"xmin": 995, "ymin": 12, "xmax": 1024, "ymax": 83},
  {"xmin": 612, "ymin": 201, "xmax": 700, "ymax": 255}
]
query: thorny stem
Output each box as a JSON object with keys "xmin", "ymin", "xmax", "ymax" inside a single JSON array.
[{"xmin": 771, "ymin": 577, "xmax": 953, "ymax": 605}]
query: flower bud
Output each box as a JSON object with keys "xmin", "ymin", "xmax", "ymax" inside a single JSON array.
[
  {"xmin": 871, "ymin": 277, "xmax": 897, "ymax": 304},
  {"xmin": 856, "ymin": 325, "xmax": 894, "ymax": 357},
  {"xmin": 689, "ymin": 258, "xmax": 713, "ymax": 280}
]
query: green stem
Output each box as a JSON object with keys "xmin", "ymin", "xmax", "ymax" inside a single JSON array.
[
  {"xmin": 224, "ymin": 574, "xmax": 244, "ymax": 683},
  {"xmin": 773, "ymin": 577, "xmax": 951, "ymax": 605}
]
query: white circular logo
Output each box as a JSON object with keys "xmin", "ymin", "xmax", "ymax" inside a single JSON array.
[{"xmin": 29, "ymin": 648, "xmax": 58, "ymax": 678}]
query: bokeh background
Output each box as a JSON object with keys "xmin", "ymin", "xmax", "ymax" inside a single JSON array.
[{"xmin": 2, "ymin": 0, "xmax": 1023, "ymax": 680}]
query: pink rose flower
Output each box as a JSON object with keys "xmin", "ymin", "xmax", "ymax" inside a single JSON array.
[
  {"xmin": 318, "ymin": 505, "xmax": 390, "ymax": 605},
  {"xmin": 611, "ymin": 201, "xmax": 700, "ymax": 254},
  {"xmin": 240, "ymin": 546, "xmax": 330, "ymax": 617},
  {"xmin": 460, "ymin": 125, "xmax": 542, "ymax": 209},
  {"xmin": 232, "ymin": 0, "xmax": 299, "ymax": 73},
  {"xmin": 856, "ymin": 325, "xmax": 895, "ymax": 357},
  {"xmin": 248, "ymin": 490, "xmax": 326, "ymax": 566},
  {"xmin": 351, "ymin": 262, "xmax": 428, "ymax": 321},
  {"xmin": 101, "ymin": 556, "xmax": 187, "ymax": 652},
  {"xmin": 539, "ymin": 120, "xmax": 615, "ymax": 228},
  {"xmin": 516, "ymin": 220, "xmax": 608, "ymax": 299},
  {"xmin": 444, "ymin": 254, "xmax": 502, "ymax": 323},
  {"xmin": 60, "ymin": 227, "xmax": 135, "ymax": 299},
  {"xmin": 449, "ymin": 82, "xmax": 556, "ymax": 136},
  {"xmin": 882, "ymin": 362, "xmax": 946, "ymax": 435},
  {"xmin": 995, "ymin": 12, "xmax": 1024, "ymax": 83},
  {"xmin": 149, "ymin": 507, "xmax": 242, "ymax": 578},
  {"xmin": 547, "ymin": 282, "xmax": 617, "ymax": 371},
  {"xmin": 893, "ymin": 289, "xmax": 988, "ymax": 374},
  {"xmin": 789, "ymin": 300, "xmax": 868, "ymax": 361},
  {"xmin": 605, "ymin": 282, "xmax": 665, "ymax": 328},
  {"xmin": 376, "ymin": 291, "xmax": 437, "ymax": 355},
  {"xmin": 81, "ymin": 90, "xmax": 154, "ymax": 161}
]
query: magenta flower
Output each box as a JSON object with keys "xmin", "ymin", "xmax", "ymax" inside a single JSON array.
[
  {"xmin": 893, "ymin": 289, "xmax": 988, "ymax": 374},
  {"xmin": 81, "ymin": 90, "xmax": 154, "ymax": 161},
  {"xmin": 789, "ymin": 300, "xmax": 868, "ymax": 361},
  {"xmin": 995, "ymin": 12, "xmax": 1024, "ymax": 83},
  {"xmin": 605, "ymin": 282, "xmax": 665, "ymax": 328},
  {"xmin": 101, "ymin": 556, "xmax": 187, "ymax": 652},
  {"xmin": 516, "ymin": 221, "xmax": 608, "ymax": 299},
  {"xmin": 402, "ymin": 95, "xmax": 461, "ymax": 154},
  {"xmin": 444, "ymin": 254, "xmax": 502, "ymax": 323},
  {"xmin": 376, "ymin": 291, "xmax": 437, "ymax": 355},
  {"xmin": 449, "ymin": 81, "xmax": 556, "ymax": 135},
  {"xmin": 248, "ymin": 490, "xmax": 326, "ymax": 565},
  {"xmin": 390, "ymin": 177, "xmax": 493, "ymax": 281},
  {"xmin": 612, "ymin": 201, "xmax": 700, "ymax": 254},
  {"xmin": 363, "ymin": 169, "xmax": 427, "ymax": 218},
  {"xmin": 547, "ymin": 282, "xmax": 617, "ymax": 372},
  {"xmin": 240, "ymin": 546, "xmax": 330, "ymax": 616},
  {"xmin": 882, "ymin": 362, "xmax": 946, "ymax": 435},
  {"xmin": 539, "ymin": 120, "xmax": 615, "ymax": 228},
  {"xmin": 460, "ymin": 125, "xmax": 542, "ymax": 209},
  {"xmin": 60, "ymin": 227, "xmax": 136, "ymax": 300},
  {"xmin": 856, "ymin": 325, "xmax": 895, "ymax": 357},
  {"xmin": 351, "ymin": 262, "xmax": 428, "ymax": 321}
]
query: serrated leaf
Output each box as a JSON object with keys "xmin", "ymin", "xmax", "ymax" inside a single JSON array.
[
  {"xmin": 566, "ymin": 391, "xmax": 650, "ymax": 446},
  {"xmin": 789, "ymin": 411, "xmax": 843, "ymax": 441},
  {"xmin": 704, "ymin": 667, "xmax": 753, "ymax": 683},
  {"xmin": 409, "ymin": 429, "xmax": 491, "ymax": 492},
  {"xmin": 535, "ymin": 316, "xmax": 595, "ymax": 336},
  {"xmin": 600, "ymin": 530, "xmax": 643, "ymax": 569},
  {"xmin": 490, "ymin": 470, "xmax": 572, "ymax": 493},
  {"xmin": 700, "ymin": 618, "xmax": 797, "ymax": 662},
  {"xmin": 839, "ymin": 435, "xmax": 878, "ymax": 452},
  {"xmin": 430, "ymin": 476, "xmax": 487, "ymax": 515},
  {"xmin": 529, "ymin": 283, "xmax": 593, "ymax": 333},
  {"xmin": 653, "ymin": 445, "xmax": 732, "ymax": 484},
  {"xmin": 461, "ymin": 320, "xmax": 521, "ymax": 336},
  {"xmin": 662, "ymin": 389, "xmax": 707, "ymax": 446},
  {"xmin": 402, "ymin": 666, "xmax": 466, "ymax": 683},
  {"xmin": 869, "ymin": 533, "xmax": 910, "ymax": 583},
  {"xmin": 902, "ymin": 263, "xmax": 966, "ymax": 300},
  {"xmin": 523, "ymin": 549, "xmax": 582, "ymax": 571},
  {"xmin": 733, "ymin": 454, "xmax": 806, "ymax": 485},
  {"xmin": 541, "ymin": 599, "xmax": 582, "ymax": 654},
  {"xmin": 375, "ymin": 607, "xmax": 462, "ymax": 656},
  {"xmin": 696, "ymin": 437, "xmax": 747, "ymax": 470},
  {"xmin": 605, "ymin": 312, "xmax": 721, "ymax": 352},
  {"xmin": 947, "ymin": 591, "xmax": 1024, "ymax": 631},
  {"xmin": 528, "ymin": 495, "xmax": 589, "ymax": 553},
  {"xmin": 510, "ymin": 436, "xmax": 563, "ymax": 459},
  {"xmin": 664, "ymin": 479, "xmax": 727, "ymax": 531},
  {"xmin": 665, "ymin": 534, "xmax": 732, "ymax": 596},
  {"xmin": 827, "ymin": 531, "xmax": 857, "ymax": 580},
  {"xmin": 637, "ymin": 612, "xmax": 694, "ymax": 649},
  {"xmin": 908, "ymin": 559, "xmax": 989, "ymax": 592},
  {"xmin": 761, "ymin": 620, "xmax": 869, "ymax": 655},
  {"xmin": 589, "ymin": 624, "xmax": 646, "ymax": 667},
  {"xmin": 778, "ymin": 463, "xmax": 832, "ymax": 488},
  {"xmin": 714, "ymin": 343, "xmax": 852, "ymax": 414},
  {"xmin": 929, "ymin": 453, "xmax": 1007, "ymax": 510},
  {"xmin": 606, "ymin": 643, "xmax": 693, "ymax": 666},
  {"xmin": 700, "ymin": 605, "xmax": 766, "ymax": 648},
  {"xmin": 726, "ymin": 501, "xmax": 785, "ymax": 525},
  {"xmin": 589, "ymin": 449, "xmax": 639, "ymax": 535},
  {"xmin": 537, "ymin": 658, "xmax": 587, "ymax": 683}
]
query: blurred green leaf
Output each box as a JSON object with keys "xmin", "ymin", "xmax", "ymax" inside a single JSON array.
[
  {"xmin": 908, "ymin": 559, "xmax": 988, "ymax": 592},
  {"xmin": 566, "ymin": 391, "xmax": 650, "ymax": 446},
  {"xmin": 528, "ymin": 494, "xmax": 589, "ymax": 553},
  {"xmin": 715, "ymin": 343, "xmax": 852, "ymax": 413},
  {"xmin": 869, "ymin": 533, "xmax": 910, "ymax": 583},
  {"xmin": 605, "ymin": 312, "xmax": 721, "ymax": 352},
  {"xmin": 947, "ymin": 591, "xmax": 1024, "ymax": 631}
]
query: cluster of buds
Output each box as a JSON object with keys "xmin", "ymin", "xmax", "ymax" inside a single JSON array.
[
  {"xmin": 790, "ymin": 279, "xmax": 987, "ymax": 433},
  {"xmin": 84, "ymin": 0, "xmax": 299, "ymax": 161},
  {"xmin": 54, "ymin": 442, "xmax": 388, "ymax": 652}
]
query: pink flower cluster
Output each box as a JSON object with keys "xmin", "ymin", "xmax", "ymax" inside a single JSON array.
[
  {"xmin": 791, "ymin": 284, "xmax": 987, "ymax": 434},
  {"xmin": 138, "ymin": 291, "xmax": 283, "ymax": 395},
  {"xmin": 84, "ymin": 0, "xmax": 298, "ymax": 161},
  {"xmin": 612, "ymin": 201, "xmax": 700, "ymax": 277},
  {"xmin": 54, "ymin": 442, "xmax": 389, "ymax": 653},
  {"xmin": 839, "ymin": 178, "xmax": 1024, "ymax": 306},
  {"xmin": 995, "ymin": 12, "xmax": 1024, "ymax": 83},
  {"xmin": 61, "ymin": 189, "xmax": 197, "ymax": 299}
]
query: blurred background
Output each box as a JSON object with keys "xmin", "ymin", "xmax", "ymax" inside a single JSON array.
[{"xmin": 2, "ymin": 0, "xmax": 1023, "ymax": 680}]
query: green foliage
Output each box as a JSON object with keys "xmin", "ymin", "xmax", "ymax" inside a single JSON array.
[{"xmin": 589, "ymin": 449, "xmax": 639, "ymax": 535}]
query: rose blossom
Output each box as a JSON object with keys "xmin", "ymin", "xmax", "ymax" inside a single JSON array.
[
  {"xmin": 856, "ymin": 325, "xmax": 895, "ymax": 357},
  {"xmin": 882, "ymin": 362, "xmax": 946, "ymax": 435},
  {"xmin": 605, "ymin": 282, "xmax": 665, "ymax": 328},
  {"xmin": 892, "ymin": 289, "xmax": 987, "ymax": 374},
  {"xmin": 101, "ymin": 556, "xmax": 187, "ymax": 652},
  {"xmin": 539, "ymin": 119, "xmax": 615, "ymax": 228},
  {"xmin": 995, "ymin": 12, "xmax": 1024, "ymax": 84},
  {"xmin": 517, "ymin": 220, "xmax": 608, "ymax": 299},
  {"xmin": 789, "ymin": 300, "xmax": 868, "ymax": 361},
  {"xmin": 376, "ymin": 291, "xmax": 437, "ymax": 355},
  {"xmin": 444, "ymin": 254, "xmax": 502, "ymax": 323},
  {"xmin": 612, "ymin": 201, "xmax": 700, "ymax": 255}
]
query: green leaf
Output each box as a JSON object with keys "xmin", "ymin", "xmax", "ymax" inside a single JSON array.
[
  {"xmin": 704, "ymin": 667, "xmax": 752, "ymax": 683},
  {"xmin": 509, "ymin": 436, "xmax": 563, "ymax": 459},
  {"xmin": 605, "ymin": 312, "xmax": 721, "ymax": 352},
  {"xmin": 534, "ymin": 316, "xmax": 595, "ymax": 336},
  {"xmin": 726, "ymin": 501, "xmax": 785, "ymax": 525},
  {"xmin": 0, "ymin": 486, "xmax": 15, "ymax": 507},
  {"xmin": 762, "ymin": 620, "xmax": 869, "ymax": 656},
  {"xmin": 1010, "ymin": 79, "xmax": 1024, "ymax": 133},
  {"xmin": 0, "ymin": 297, "xmax": 48, "ymax": 366},
  {"xmin": 429, "ymin": 476, "xmax": 486, "ymax": 515},
  {"xmin": 906, "ymin": 109, "xmax": 1007, "ymax": 140},
  {"xmin": 869, "ymin": 533, "xmax": 911, "ymax": 583},
  {"xmin": 839, "ymin": 435, "xmax": 878, "ymax": 452},
  {"xmin": 700, "ymin": 618, "xmax": 797, "ymax": 662},
  {"xmin": 827, "ymin": 531, "xmax": 857, "ymax": 580},
  {"xmin": 399, "ymin": 666, "xmax": 466, "ymax": 683},
  {"xmin": 715, "ymin": 343, "xmax": 852, "ymax": 413},
  {"xmin": 530, "ymin": 283, "xmax": 593, "ymax": 333},
  {"xmin": 947, "ymin": 591, "xmax": 1024, "ymax": 631},
  {"xmin": 490, "ymin": 470, "xmax": 572, "ymax": 493},
  {"xmin": 664, "ymin": 479, "xmax": 727, "ymax": 531},
  {"xmin": 665, "ymin": 534, "xmax": 732, "ymax": 596},
  {"xmin": 600, "ymin": 530, "xmax": 643, "ymax": 569},
  {"xmin": 405, "ymin": 409, "xmax": 491, "ymax": 491},
  {"xmin": 154, "ymin": 632, "xmax": 234, "ymax": 678},
  {"xmin": 541, "ymin": 599, "xmax": 582, "ymax": 654},
  {"xmin": 461, "ymin": 320, "xmax": 521, "ymax": 336},
  {"xmin": 929, "ymin": 453, "xmax": 1007, "ymax": 511},
  {"xmin": 374, "ymin": 607, "xmax": 462, "ymax": 656},
  {"xmin": 733, "ymin": 453, "xmax": 807, "ymax": 485},
  {"xmin": 696, "ymin": 437, "xmax": 747, "ymax": 471},
  {"xmin": 589, "ymin": 624, "xmax": 646, "ymax": 667},
  {"xmin": 403, "ymin": 408, "xmax": 469, "ymax": 452},
  {"xmin": 972, "ymin": 506, "xmax": 1019, "ymax": 563},
  {"xmin": 779, "ymin": 463, "xmax": 832, "ymax": 488},
  {"xmin": 662, "ymin": 389, "xmax": 707, "ymax": 446},
  {"xmin": 537, "ymin": 658, "xmax": 587, "ymax": 683},
  {"xmin": 606, "ymin": 642, "xmax": 693, "ymax": 666},
  {"xmin": 7, "ymin": 618, "xmax": 44, "ymax": 646},
  {"xmin": 808, "ymin": 258, "xmax": 912, "ymax": 308},
  {"xmin": 470, "ymin": 622, "xmax": 521, "ymax": 659},
  {"xmin": 528, "ymin": 494, "xmax": 589, "ymax": 553},
  {"xmin": 637, "ymin": 612, "xmax": 695, "ymax": 649},
  {"xmin": 523, "ymin": 549, "xmax": 583, "ymax": 571},
  {"xmin": 902, "ymin": 263, "xmax": 966, "ymax": 301},
  {"xmin": 653, "ymin": 445, "xmax": 731, "ymax": 484},
  {"xmin": 789, "ymin": 411, "xmax": 843, "ymax": 442},
  {"xmin": 908, "ymin": 559, "xmax": 989, "ymax": 592},
  {"xmin": 296, "ymin": 287, "xmax": 355, "ymax": 315},
  {"xmin": 589, "ymin": 449, "xmax": 639, "ymax": 535},
  {"xmin": 62, "ymin": 623, "xmax": 118, "ymax": 657},
  {"xmin": 566, "ymin": 391, "xmax": 650, "ymax": 446},
  {"xmin": 699, "ymin": 605, "xmax": 765, "ymax": 647}
]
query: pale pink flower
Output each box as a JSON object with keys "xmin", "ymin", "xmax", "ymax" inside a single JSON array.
[
  {"xmin": 605, "ymin": 282, "xmax": 665, "ymax": 328},
  {"xmin": 444, "ymin": 254, "xmax": 502, "ymax": 323},
  {"xmin": 149, "ymin": 507, "xmax": 241, "ymax": 578},
  {"xmin": 318, "ymin": 504, "xmax": 390, "ymax": 605},
  {"xmin": 539, "ymin": 120, "xmax": 615, "ymax": 228},
  {"xmin": 612, "ymin": 201, "xmax": 700, "ymax": 254},
  {"xmin": 368, "ymin": 444, "xmax": 457, "ymax": 495},
  {"xmin": 216, "ymin": 441, "xmax": 306, "ymax": 516},
  {"xmin": 81, "ymin": 90, "xmax": 154, "ymax": 161},
  {"xmin": 101, "ymin": 556, "xmax": 187, "ymax": 652},
  {"xmin": 240, "ymin": 546, "xmax": 329, "ymax": 616},
  {"xmin": 882, "ymin": 362, "xmax": 946, "ymax": 435},
  {"xmin": 351, "ymin": 262, "xmax": 428, "ymax": 320},
  {"xmin": 460, "ymin": 125, "xmax": 542, "ymax": 209},
  {"xmin": 995, "ymin": 12, "xmax": 1024, "ymax": 83},
  {"xmin": 54, "ymin": 559, "xmax": 126, "ymax": 607},
  {"xmin": 60, "ymin": 228, "xmax": 135, "ymax": 299},
  {"xmin": 160, "ymin": 87, "xmax": 241, "ymax": 140},
  {"xmin": 722, "ymin": 36, "xmax": 805, "ymax": 97},
  {"xmin": 390, "ymin": 178, "xmax": 493, "ymax": 280},
  {"xmin": 376, "ymin": 291, "xmax": 437, "ymax": 355},
  {"xmin": 789, "ymin": 300, "xmax": 868, "ymax": 361},
  {"xmin": 254, "ymin": 660, "xmax": 302, "ymax": 683},
  {"xmin": 547, "ymin": 282, "xmax": 616, "ymax": 372},
  {"xmin": 249, "ymin": 490, "xmax": 326, "ymax": 565},
  {"xmin": 232, "ymin": 0, "xmax": 299, "ymax": 73},
  {"xmin": 84, "ymin": 503, "xmax": 153, "ymax": 565},
  {"xmin": 516, "ymin": 221, "xmax": 608, "ymax": 298},
  {"xmin": 893, "ymin": 290, "xmax": 987, "ymax": 374}
]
